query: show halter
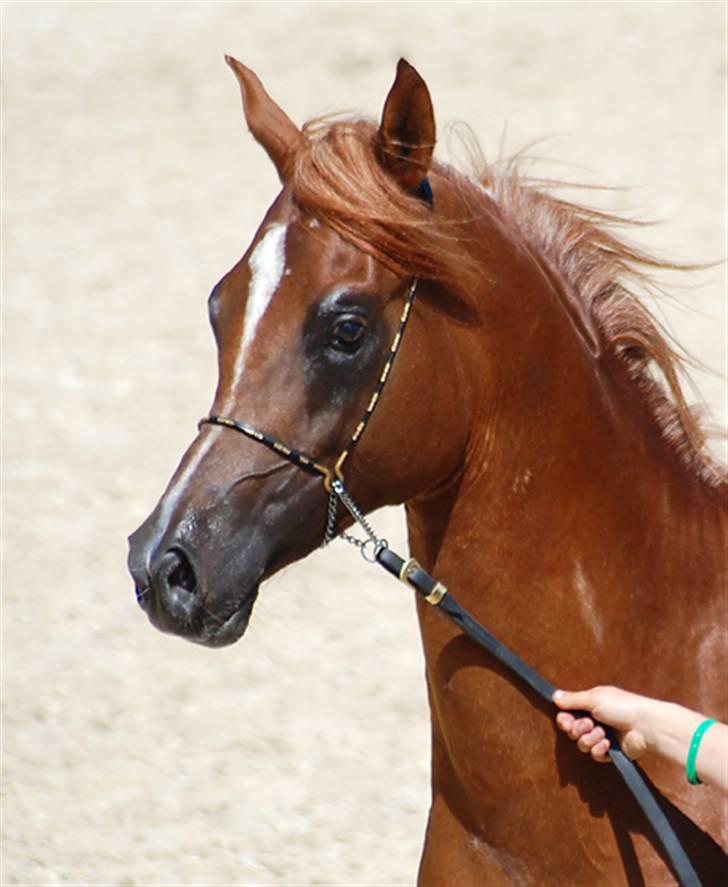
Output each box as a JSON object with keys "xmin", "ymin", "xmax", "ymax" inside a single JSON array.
[
  {"xmin": 200, "ymin": 273, "xmax": 418, "ymax": 547},
  {"xmin": 198, "ymin": 177, "xmax": 703, "ymax": 887}
]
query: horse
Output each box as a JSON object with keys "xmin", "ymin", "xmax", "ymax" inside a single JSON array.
[{"xmin": 128, "ymin": 58, "xmax": 727, "ymax": 884}]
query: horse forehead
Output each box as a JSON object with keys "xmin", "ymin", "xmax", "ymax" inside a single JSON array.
[
  {"xmin": 240, "ymin": 197, "xmax": 385, "ymax": 315},
  {"xmin": 236, "ymin": 212, "xmax": 378, "ymax": 348},
  {"xmin": 282, "ymin": 216, "xmax": 382, "ymax": 293}
]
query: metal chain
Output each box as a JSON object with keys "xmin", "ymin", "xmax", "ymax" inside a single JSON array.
[
  {"xmin": 323, "ymin": 485, "xmax": 340, "ymax": 547},
  {"xmin": 322, "ymin": 479, "xmax": 388, "ymax": 562}
]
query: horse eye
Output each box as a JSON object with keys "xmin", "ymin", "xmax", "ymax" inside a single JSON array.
[{"xmin": 330, "ymin": 317, "xmax": 366, "ymax": 352}]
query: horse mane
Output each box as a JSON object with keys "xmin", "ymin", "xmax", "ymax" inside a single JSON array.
[
  {"xmin": 480, "ymin": 162, "xmax": 725, "ymax": 489},
  {"xmin": 291, "ymin": 117, "xmax": 725, "ymax": 488}
]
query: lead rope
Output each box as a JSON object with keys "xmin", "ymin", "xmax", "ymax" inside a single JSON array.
[{"xmin": 324, "ymin": 481, "xmax": 704, "ymax": 887}]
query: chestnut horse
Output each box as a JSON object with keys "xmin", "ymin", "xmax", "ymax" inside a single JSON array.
[{"xmin": 128, "ymin": 59, "xmax": 727, "ymax": 884}]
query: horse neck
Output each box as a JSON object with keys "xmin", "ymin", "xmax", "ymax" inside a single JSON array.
[{"xmin": 405, "ymin": 206, "xmax": 725, "ymax": 675}]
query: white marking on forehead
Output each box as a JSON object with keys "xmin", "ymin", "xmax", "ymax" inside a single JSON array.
[
  {"xmin": 222, "ymin": 223, "xmax": 287, "ymax": 411},
  {"xmin": 243, "ymin": 223, "xmax": 287, "ymax": 358}
]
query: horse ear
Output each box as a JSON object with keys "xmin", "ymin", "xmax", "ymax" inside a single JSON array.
[
  {"xmin": 377, "ymin": 59, "xmax": 435, "ymax": 194},
  {"xmin": 225, "ymin": 55, "xmax": 301, "ymax": 182}
]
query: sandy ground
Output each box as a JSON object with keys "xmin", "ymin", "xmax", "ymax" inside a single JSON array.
[{"xmin": 2, "ymin": 2, "xmax": 725, "ymax": 885}]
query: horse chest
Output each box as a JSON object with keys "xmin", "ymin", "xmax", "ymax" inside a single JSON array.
[{"xmin": 418, "ymin": 601, "xmax": 553, "ymax": 794}]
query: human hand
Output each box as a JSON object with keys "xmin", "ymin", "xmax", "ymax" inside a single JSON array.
[{"xmin": 553, "ymin": 686, "xmax": 650, "ymax": 762}]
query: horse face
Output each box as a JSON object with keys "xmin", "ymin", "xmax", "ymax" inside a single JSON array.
[
  {"xmin": 128, "ymin": 190, "xmax": 416, "ymax": 646},
  {"xmin": 128, "ymin": 57, "xmax": 449, "ymax": 646}
]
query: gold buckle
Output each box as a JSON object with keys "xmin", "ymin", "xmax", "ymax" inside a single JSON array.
[
  {"xmin": 399, "ymin": 557, "xmax": 420, "ymax": 584},
  {"xmin": 399, "ymin": 558, "xmax": 447, "ymax": 605}
]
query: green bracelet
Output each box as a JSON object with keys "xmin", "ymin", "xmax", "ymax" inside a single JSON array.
[{"xmin": 686, "ymin": 718, "xmax": 716, "ymax": 785}]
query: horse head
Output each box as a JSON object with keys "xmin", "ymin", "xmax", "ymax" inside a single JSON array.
[{"xmin": 127, "ymin": 59, "xmax": 470, "ymax": 647}]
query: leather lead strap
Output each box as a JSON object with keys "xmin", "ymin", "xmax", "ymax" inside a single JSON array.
[{"xmin": 375, "ymin": 546, "xmax": 703, "ymax": 887}]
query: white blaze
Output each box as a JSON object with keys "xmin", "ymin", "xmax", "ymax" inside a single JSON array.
[
  {"xmin": 161, "ymin": 224, "xmax": 287, "ymax": 517},
  {"xmin": 233, "ymin": 222, "xmax": 288, "ymax": 387},
  {"xmin": 152, "ymin": 225, "xmax": 288, "ymax": 547},
  {"xmin": 152, "ymin": 428, "xmax": 219, "ymax": 553}
]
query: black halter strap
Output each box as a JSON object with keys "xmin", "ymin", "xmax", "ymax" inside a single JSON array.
[
  {"xmin": 417, "ymin": 176, "xmax": 434, "ymax": 205},
  {"xmin": 198, "ymin": 415, "xmax": 329, "ymax": 480},
  {"xmin": 199, "ymin": 277, "xmax": 418, "ymax": 491}
]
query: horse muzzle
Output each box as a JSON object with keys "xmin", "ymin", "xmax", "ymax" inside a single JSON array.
[{"xmin": 127, "ymin": 528, "xmax": 259, "ymax": 648}]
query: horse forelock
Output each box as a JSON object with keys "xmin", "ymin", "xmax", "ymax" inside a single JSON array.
[
  {"xmin": 291, "ymin": 117, "xmax": 482, "ymax": 299},
  {"xmin": 288, "ymin": 116, "xmax": 724, "ymax": 489}
]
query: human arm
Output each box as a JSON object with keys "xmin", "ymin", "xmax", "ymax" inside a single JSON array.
[{"xmin": 552, "ymin": 686, "xmax": 728, "ymax": 793}]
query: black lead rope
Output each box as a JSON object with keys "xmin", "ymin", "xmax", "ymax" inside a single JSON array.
[{"xmin": 374, "ymin": 544, "xmax": 703, "ymax": 887}]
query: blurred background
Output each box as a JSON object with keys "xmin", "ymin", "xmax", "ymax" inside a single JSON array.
[{"xmin": 2, "ymin": 2, "xmax": 724, "ymax": 884}]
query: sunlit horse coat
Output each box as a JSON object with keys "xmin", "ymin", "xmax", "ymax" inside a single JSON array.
[{"xmin": 129, "ymin": 59, "xmax": 727, "ymax": 884}]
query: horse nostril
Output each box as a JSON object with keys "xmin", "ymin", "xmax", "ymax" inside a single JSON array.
[
  {"xmin": 168, "ymin": 551, "xmax": 197, "ymax": 594},
  {"xmin": 154, "ymin": 548, "xmax": 201, "ymax": 624}
]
